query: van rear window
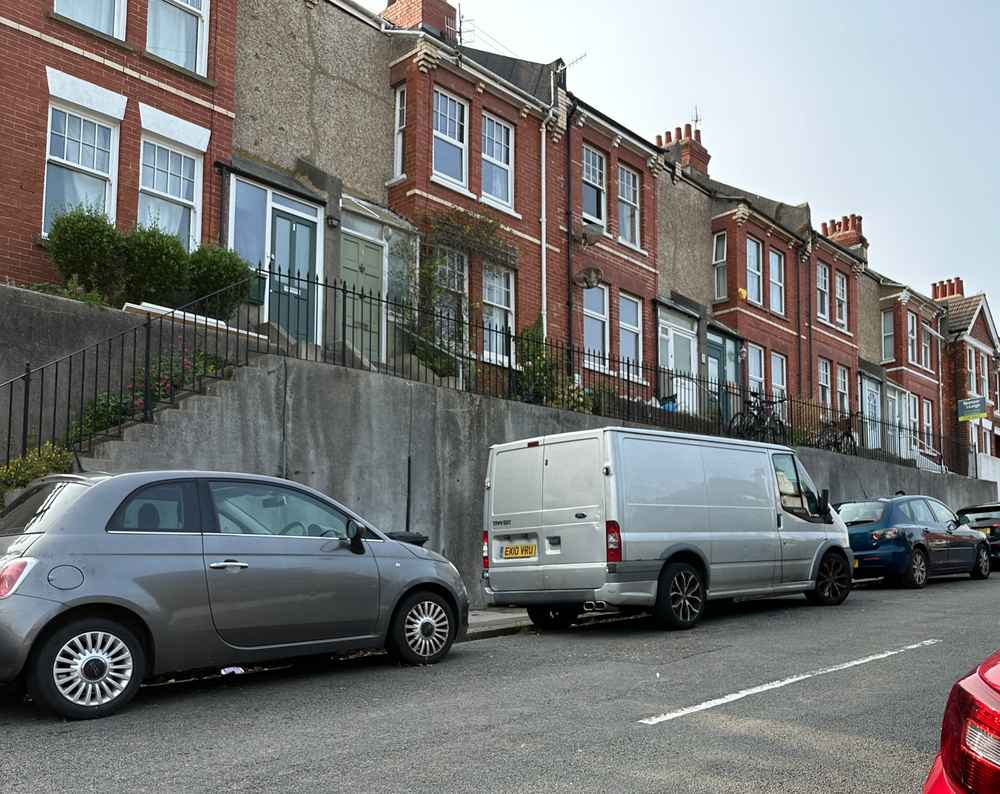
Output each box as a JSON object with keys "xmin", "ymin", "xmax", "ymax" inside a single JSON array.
[{"xmin": 0, "ymin": 482, "xmax": 88, "ymax": 534}]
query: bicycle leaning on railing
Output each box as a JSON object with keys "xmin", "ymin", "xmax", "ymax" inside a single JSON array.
[
  {"xmin": 728, "ymin": 393, "xmax": 787, "ymax": 444},
  {"xmin": 814, "ymin": 411, "xmax": 859, "ymax": 456}
]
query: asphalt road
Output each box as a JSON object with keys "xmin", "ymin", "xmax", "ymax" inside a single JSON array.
[{"xmin": 2, "ymin": 574, "xmax": 999, "ymax": 794}]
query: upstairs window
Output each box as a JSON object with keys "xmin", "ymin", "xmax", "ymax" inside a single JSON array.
[
  {"xmin": 769, "ymin": 249, "xmax": 785, "ymax": 314},
  {"xmin": 835, "ymin": 271, "xmax": 848, "ymax": 329},
  {"xmin": 713, "ymin": 232, "xmax": 727, "ymax": 300},
  {"xmin": 481, "ymin": 113, "xmax": 513, "ymax": 208},
  {"xmin": 147, "ymin": 0, "xmax": 210, "ymax": 76},
  {"xmin": 907, "ymin": 312, "xmax": 918, "ymax": 363},
  {"xmin": 968, "ymin": 347, "xmax": 976, "ymax": 395},
  {"xmin": 392, "ymin": 86, "xmax": 406, "ymax": 178},
  {"xmin": 581, "ymin": 145, "xmax": 606, "ymax": 226},
  {"xmin": 55, "ymin": 0, "xmax": 125, "ymax": 38},
  {"xmin": 138, "ymin": 139, "xmax": 200, "ymax": 252},
  {"xmin": 816, "ymin": 263, "xmax": 830, "ymax": 321},
  {"xmin": 881, "ymin": 310, "xmax": 894, "ymax": 362},
  {"xmin": 432, "ymin": 89, "xmax": 467, "ymax": 188},
  {"xmin": 921, "ymin": 326, "xmax": 932, "ymax": 370},
  {"xmin": 746, "ymin": 237, "xmax": 762, "ymax": 305},
  {"xmin": 617, "ymin": 165, "xmax": 640, "ymax": 247},
  {"xmin": 980, "ymin": 352, "xmax": 989, "ymax": 398}
]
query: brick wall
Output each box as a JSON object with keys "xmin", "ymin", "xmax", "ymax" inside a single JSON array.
[{"xmin": 0, "ymin": 1, "xmax": 236, "ymax": 284}]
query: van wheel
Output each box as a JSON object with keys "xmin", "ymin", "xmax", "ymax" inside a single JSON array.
[
  {"xmin": 386, "ymin": 591, "xmax": 456, "ymax": 666},
  {"xmin": 26, "ymin": 618, "xmax": 145, "ymax": 720},
  {"xmin": 971, "ymin": 545, "xmax": 992, "ymax": 580},
  {"xmin": 805, "ymin": 553, "xmax": 852, "ymax": 605},
  {"xmin": 653, "ymin": 562, "xmax": 706, "ymax": 630},
  {"xmin": 526, "ymin": 607, "xmax": 578, "ymax": 631}
]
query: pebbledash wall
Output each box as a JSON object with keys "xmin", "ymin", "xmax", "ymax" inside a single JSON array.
[
  {"xmin": 0, "ymin": 1, "xmax": 236, "ymax": 284},
  {"xmin": 77, "ymin": 354, "xmax": 997, "ymax": 606}
]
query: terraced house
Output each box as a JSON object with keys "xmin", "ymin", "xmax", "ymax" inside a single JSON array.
[{"xmin": 0, "ymin": 0, "xmax": 236, "ymax": 283}]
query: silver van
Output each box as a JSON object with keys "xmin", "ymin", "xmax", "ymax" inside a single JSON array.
[{"xmin": 481, "ymin": 428, "xmax": 853, "ymax": 630}]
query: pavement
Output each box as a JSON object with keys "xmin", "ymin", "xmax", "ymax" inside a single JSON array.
[{"xmin": 3, "ymin": 575, "xmax": 999, "ymax": 793}]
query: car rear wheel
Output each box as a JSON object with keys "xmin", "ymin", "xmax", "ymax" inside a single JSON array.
[
  {"xmin": 526, "ymin": 607, "xmax": 579, "ymax": 631},
  {"xmin": 805, "ymin": 552, "xmax": 852, "ymax": 605},
  {"xmin": 653, "ymin": 562, "xmax": 706, "ymax": 630},
  {"xmin": 971, "ymin": 545, "xmax": 992, "ymax": 580},
  {"xmin": 27, "ymin": 618, "xmax": 145, "ymax": 720},
  {"xmin": 386, "ymin": 591, "xmax": 456, "ymax": 666},
  {"xmin": 903, "ymin": 548, "xmax": 929, "ymax": 589}
]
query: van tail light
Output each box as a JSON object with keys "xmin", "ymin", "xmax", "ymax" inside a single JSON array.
[
  {"xmin": 941, "ymin": 654, "xmax": 1000, "ymax": 792},
  {"xmin": 0, "ymin": 558, "xmax": 34, "ymax": 599},
  {"xmin": 482, "ymin": 531, "xmax": 490, "ymax": 570},
  {"xmin": 606, "ymin": 521, "xmax": 622, "ymax": 563}
]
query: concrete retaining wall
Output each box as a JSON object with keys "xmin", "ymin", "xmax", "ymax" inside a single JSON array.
[{"xmin": 87, "ymin": 356, "xmax": 998, "ymax": 606}]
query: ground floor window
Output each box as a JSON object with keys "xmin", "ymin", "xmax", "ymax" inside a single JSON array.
[
  {"xmin": 748, "ymin": 345, "xmax": 765, "ymax": 394},
  {"xmin": 836, "ymin": 365, "xmax": 850, "ymax": 416},
  {"xmin": 583, "ymin": 285, "xmax": 609, "ymax": 370},
  {"xmin": 482, "ymin": 264, "xmax": 514, "ymax": 365},
  {"xmin": 619, "ymin": 293, "xmax": 642, "ymax": 380},
  {"xmin": 818, "ymin": 358, "xmax": 832, "ymax": 408},
  {"xmin": 922, "ymin": 399, "xmax": 934, "ymax": 449},
  {"xmin": 138, "ymin": 138, "xmax": 201, "ymax": 251}
]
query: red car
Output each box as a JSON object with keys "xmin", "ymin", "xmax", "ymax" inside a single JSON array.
[{"xmin": 925, "ymin": 648, "xmax": 1000, "ymax": 792}]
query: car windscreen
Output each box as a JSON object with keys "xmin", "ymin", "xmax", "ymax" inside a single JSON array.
[
  {"xmin": 0, "ymin": 482, "xmax": 89, "ymax": 534},
  {"xmin": 958, "ymin": 507, "xmax": 1000, "ymax": 524},
  {"xmin": 837, "ymin": 501, "xmax": 885, "ymax": 526}
]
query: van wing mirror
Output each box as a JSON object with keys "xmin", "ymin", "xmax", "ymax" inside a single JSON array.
[{"xmin": 819, "ymin": 489, "xmax": 832, "ymax": 520}]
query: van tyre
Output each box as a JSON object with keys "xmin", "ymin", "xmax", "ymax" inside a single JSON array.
[
  {"xmin": 903, "ymin": 547, "xmax": 929, "ymax": 589},
  {"xmin": 653, "ymin": 562, "xmax": 706, "ymax": 630},
  {"xmin": 526, "ymin": 607, "xmax": 579, "ymax": 631},
  {"xmin": 971, "ymin": 544, "xmax": 992, "ymax": 580},
  {"xmin": 386, "ymin": 591, "xmax": 456, "ymax": 666},
  {"xmin": 805, "ymin": 552, "xmax": 852, "ymax": 606},
  {"xmin": 27, "ymin": 618, "xmax": 145, "ymax": 720}
]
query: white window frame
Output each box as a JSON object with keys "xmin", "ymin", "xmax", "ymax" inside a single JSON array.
[
  {"xmin": 713, "ymin": 231, "xmax": 727, "ymax": 300},
  {"xmin": 816, "ymin": 263, "xmax": 830, "ymax": 321},
  {"xmin": 771, "ymin": 351, "xmax": 787, "ymax": 404},
  {"xmin": 818, "ymin": 358, "xmax": 832, "ymax": 408},
  {"xmin": 748, "ymin": 344, "xmax": 765, "ymax": 394},
  {"xmin": 921, "ymin": 325, "xmax": 932, "ymax": 370},
  {"xmin": 969, "ymin": 347, "xmax": 977, "ymax": 395},
  {"xmin": 835, "ymin": 271, "xmax": 848, "ymax": 329},
  {"xmin": 482, "ymin": 264, "xmax": 515, "ymax": 366},
  {"xmin": 42, "ymin": 102, "xmax": 120, "ymax": 235},
  {"xmin": 769, "ymin": 249, "xmax": 785, "ymax": 315},
  {"xmin": 582, "ymin": 283, "xmax": 609, "ymax": 371},
  {"xmin": 392, "ymin": 85, "xmax": 406, "ymax": 178},
  {"xmin": 746, "ymin": 237, "xmax": 763, "ymax": 306},
  {"xmin": 909, "ymin": 393, "xmax": 919, "ymax": 441},
  {"xmin": 138, "ymin": 134, "xmax": 203, "ymax": 252},
  {"xmin": 432, "ymin": 87, "xmax": 469, "ymax": 190},
  {"xmin": 907, "ymin": 311, "xmax": 919, "ymax": 364},
  {"xmin": 981, "ymin": 352, "xmax": 989, "ymax": 399},
  {"xmin": 617, "ymin": 164, "xmax": 641, "ymax": 248},
  {"xmin": 881, "ymin": 310, "xmax": 895, "ymax": 362},
  {"xmin": 836, "ymin": 365, "xmax": 849, "ymax": 416},
  {"xmin": 147, "ymin": 0, "xmax": 211, "ymax": 77},
  {"xmin": 618, "ymin": 292, "xmax": 643, "ymax": 380},
  {"xmin": 480, "ymin": 111, "xmax": 514, "ymax": 210},
  {"xmin": 922, "ymin": 399, "xmax": 933, "ymax": 448},
  {"xmin": 581, "ymin": 144, "xmax": 606, "ymax": 227},
  {"xmin": 54, "ymin": 0, "xmax": 128, "ymax": 39}
]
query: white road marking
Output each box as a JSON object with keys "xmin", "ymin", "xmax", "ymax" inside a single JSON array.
[{"xmin": 638, "ymin": 638, "xmax": 942, "ymax": 726}]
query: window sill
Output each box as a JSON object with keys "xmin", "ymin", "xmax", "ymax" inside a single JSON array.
[
  {"xmin": 712, "ymin": 296, "xmax": 728, "ymax": 304},
  {"xmin": 479, "ymin": 195, "xmax": 522, "ymax": 220},
  {"xmin": 581, "ymin": 214, "xmax": 606, "ymax": 231},
  {"xmin": 385, "ymin": 174, "xmax": 407, "ymax": 188},
  {"xmin": 746, "ymin": 299, "xmax": 764, "ymax": 309},
  {"xmin": 48, "ymin": 12, "xmax": 133, "ymax": 51},
  {"xmin": 481, "ymin": 354, "xmax": 521, "ymax": 371},
  {"xmin": 617, "ymin": 238, "xmax": 648, "ymax": 256},
  {"xmin": 141, "ymin": 50, "xmax": 216, "ymax": 88},
  {"xmin": 430, "ymin": 174, "xmax": 477, "ymax": 201},
  {"xmin": 880, "ymin": 359, "xmax": 895, "ymax": 365},
  {"xmin": 583, "ymin": 361, "xmax": 614, "ymax": 375},
  {"xmin": 815, "ymin": 316, "xmax": 853, "ymax": 336}
]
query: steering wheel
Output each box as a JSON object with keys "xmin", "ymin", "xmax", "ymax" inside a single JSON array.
[
  {"xmin": 280, "ymin": 521, "xmax": 306, "ymax": 536},
  {"xmin": 320, "ymin": 528, "xmax": 342, "ymax": 538}
]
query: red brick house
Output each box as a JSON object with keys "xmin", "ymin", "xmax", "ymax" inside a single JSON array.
[{"xmin": 0, "ymin": 0, "xmax": 235, "ymax": 284}]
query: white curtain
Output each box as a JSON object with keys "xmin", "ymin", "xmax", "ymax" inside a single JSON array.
[
  {"xmin": 55, "ymin": 0, "xmax": 116, "ymax": 35},
  {"xmin": 147, "ymin": 0, "xmax": 199, "ymax": 72},
  {"xmin": 44, "ymin": 164, "xmax": 106, "ymax": 234},
  {"xmin": 139, "ymin": 193, "xmax": 192, "ymax": 251}
]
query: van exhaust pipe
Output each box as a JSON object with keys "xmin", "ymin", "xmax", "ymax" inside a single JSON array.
[{"xmin": 582, "ymin": 601, "xmax": 595, "ymax": 611}]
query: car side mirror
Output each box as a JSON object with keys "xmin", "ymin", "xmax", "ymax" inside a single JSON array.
[
  {"xmin": 819, "ymin": 489, "xmax": 832, "ymax": 521},
  {"xmin": 346, "ymin": 520, "xmax": 366, "ymax": 554}
]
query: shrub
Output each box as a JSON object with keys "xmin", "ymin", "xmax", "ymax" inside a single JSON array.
[
  {"xmin": 122, "ymin": 226, "xmax": 189, "ymax": 307},
  {"xmin": 46, "ymin": 207, "xmax": 125, "ymax": 301},
  {"xmin": 0, "ymin": 443, "xmax": 75, "ymax": 508},
  {"xmin": 186, "ymin": 245, "xmax": 253, "ymax": 319}
]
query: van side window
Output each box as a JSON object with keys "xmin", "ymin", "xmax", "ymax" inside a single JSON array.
[
  {"xmin": 772, "ymin": 454, "xmax": 805, "ymax": 513},
  {"xmin": 794, "ymin": 460, "xmax": 822, "ymax": 517}
]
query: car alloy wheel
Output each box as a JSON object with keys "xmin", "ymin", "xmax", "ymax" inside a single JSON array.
[
  {"xmin": 911, "ymin": 550, "xmax": 928, "ymax": 587},
  {"xmin": 53, "ymin": 631, "xmax": 134, "ymax": 707},
  {"xmin": 972, "ymin": 546, "xmax": 992, "ymax": 580},
  {"xmin": 669, "ymin": 570, "xmax": 704, "ymax": 623},
  {"xmin": 403, "ymin": 600, "xmax": 451, "ymax": 660}
]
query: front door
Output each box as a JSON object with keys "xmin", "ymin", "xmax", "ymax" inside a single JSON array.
[
  {"xmin": 201, "ymin": 480, "xmax": 380, "ymax": 647},
  {"xmin": 340, "ymin": 232, "xmax": 385, "ymax": 363},
  {"xmin": 706, "ymin": 338, "xmax": 730, "ymax": 426},
  {"xmin": 270, "ymin": 210, "xmax": 317, "ymax": 342},
  {"xmin": 862, "ymin": 378, "xmax": 882, "ymax": 450}
]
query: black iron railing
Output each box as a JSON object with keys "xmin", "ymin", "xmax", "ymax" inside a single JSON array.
[{"xmin": 0, "ymin": 268, "xmax": 975, "ymax": 477}]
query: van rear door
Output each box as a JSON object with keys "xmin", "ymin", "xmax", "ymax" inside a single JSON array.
[
  {"xmin": 487, "ymin": 442, "xmax": 545, "ymax": 592},
  {"xmin": 541, "ymin": 435, "xmax": 606, "ymax": 590}
]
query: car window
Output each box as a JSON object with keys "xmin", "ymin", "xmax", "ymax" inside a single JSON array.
[
  {"xmin": 908, "ymin": 499, "xmax": 935, "ymax": 524},
  {"xmin": 108, "ymin": 481, "xmax": 200, "ymax": 532},
  {"xmin": 208, "ymin": 482, "xmax": 349, "ymax": 538},
  {"xmin": 927, "ymin": 501, "xmax": 956, "ymax": 524},
  {"xmin": 837, "ymin": 502, "xmax": 885, "ymax": 525},
  {"xmin": 0, "ymin": 482, "xmax": 89, "ymax": 534}
]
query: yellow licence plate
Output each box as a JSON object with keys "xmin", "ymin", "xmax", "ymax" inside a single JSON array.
[
  {"xmin": 502, "ymin": 544, "xmax": 537, "ymax": 560},
  {"xmin": 853, "ymin": 559, "xmax": 859, "ymax": 569}
]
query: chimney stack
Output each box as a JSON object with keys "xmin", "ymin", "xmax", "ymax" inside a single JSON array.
[
  {"xmin": 662, "ymin": 122, "xmax": 711, "ymax": 175},
  {"xmin": 823, "ymin": 211, "xmax": 867, "ymax": 260},
  {"xmin": 382, "ymin": 0, "xmax": 457, "ymax": 41}
]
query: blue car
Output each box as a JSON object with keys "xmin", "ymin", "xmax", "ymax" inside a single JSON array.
[{"xmin": 837, "ymin": 496, "xmax": 991, "ymax": 587}]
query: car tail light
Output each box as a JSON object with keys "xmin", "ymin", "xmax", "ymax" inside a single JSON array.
[
  {"xmin": 606, "ymin": 521, "xmax": 622, "ymax": 563},
  {"xmin": 941, "ymin": 653, "xmax": 1000, "ymax": 792},
  {"xmin": 871, "ymin": 528, "xmax": 900, "ymax": 543},
  {"xmin": 482, "ymin": 531, "xmax": 489, "ymax": 570},
  {"xmin": 0, "ymin": 558, "xmax": 34, "ymax": 599}
]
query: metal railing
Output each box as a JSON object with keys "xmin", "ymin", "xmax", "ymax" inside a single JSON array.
[{"xmin": 0, "ymin": 268, "xmax": 974, "ymax": 477}]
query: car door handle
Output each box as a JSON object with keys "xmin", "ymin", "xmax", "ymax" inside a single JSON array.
[{"xmin": 209, "ymin": 560, "xmax": 249, "ymax": 570}]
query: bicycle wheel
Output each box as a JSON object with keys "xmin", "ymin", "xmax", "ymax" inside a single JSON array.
[
  {"xmin": 839, "ymin": 433, "xmax": 858, "ymax": 456},
  {"xmin": 728, "ymin": 412, "xmax": 755, "ymax": 439}
]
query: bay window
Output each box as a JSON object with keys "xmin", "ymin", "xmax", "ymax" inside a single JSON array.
[
  {"xmin": 392, "ymin": 86, "xmax": 406, "ymax": 178},
  {"xmin": 837, "ymin": 365, "xmax": 849, "ymax": 416},
  {"xmin": 617, "ymin": 165, "xmax": 640, "ymax": 247},
  {"xmin": 147, "ymin": 0, "xmax": 210, "ymax": 76},
  {"xmin": 981, "ymin": 352, "xmax": 989, "ymax": 397},
  {"xmin": 482, "ymin": 265, "xmax": 514, "ymax": 365},
  {"xmin": 581, "ymin": 145, "xmax": 606, "ymax": 226},
  {"xmin": 432, "ymin": 88, "xmax": 467, "ymax": 188},
  {"xmin": 923, "ymin": 400, "xmax": 933, "ymax": 448},
  {"xmin": 55, "ymin": 0, "xmax": 125, "ymax": 38},
  {"xmin": 907, "ymin": 312, "xmax": 918, "ymax": 363},
  {"xmin": 968, "ymin": 348, "xmax": 977, "ymax": 395},
  {"xmin": 583, "ymin": 284, "xmax": 609, "ymax": 369},
  {"xmin": 921, "ymin": 326, "xmax": 932, "ymax": 369},
  {"xmin": 619, "ymin": 293, "xmax": 642, "ymax": 379},
  {"xmin": 818, "ymin": 358, "xmax": 832, "ymax": 408},
  {"xmin": 771, "ymin": 352, "xmax": 787, "ymax": 405},
  {"xmin": 881, "ymin": 309, "xmax": 894, "ymax": 361},
  {"xmin": 481, "ymin": 113, "xmax": 513, "ymax": 208}
]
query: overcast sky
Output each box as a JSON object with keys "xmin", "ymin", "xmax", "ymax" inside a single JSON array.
[{"xmin": 358, "ymin": 0, "xmax": 998, "ymax": 310}]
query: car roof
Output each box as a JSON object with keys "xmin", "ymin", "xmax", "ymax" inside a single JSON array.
[{"xmin": 958, "ymin": 503, "xmax": 1000, "ymax": 513}]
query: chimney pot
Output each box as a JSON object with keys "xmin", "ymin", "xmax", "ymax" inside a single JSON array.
[
  {"xmin": 857, "ymin": 215, "xmax": 863, "ymax": 236},
  {"xmin": 946, "ymin": 278, "xmax": 955, "ymax": 297},
  {"xmin": 684, "ymin": 123, "xmax": 693, "ymax": 139},
  {"xmin": 656, "ymin": 134, "xmax": 663, "ymax": 147},
  {"xmin": 821, "ymin": 222, "xmax": 829, "ymax": 236},
  {"xmin": 675, "ymin": 126, "xmax": 682, "ymax": 141},
  {"xmin": 664, "ymin": 130, "xmax": 672, "ymax": 144},
  {"xmin": 849, "ymin": 214, "xmax": 857, "ymax": 230},
  {"xmin": 694, "ymin": 129, "xmax": 702, "ymax": 144},
  {"xmin": 955, "ymin": 277, "xmax": 965, "ymax": 296},
  {"xmin": 932, "ymin": 282, "xmax": 939, "ymax": 300},
  {"xmin": 841, "ymin": 215, "xmax": 850, "ymax": 230}
]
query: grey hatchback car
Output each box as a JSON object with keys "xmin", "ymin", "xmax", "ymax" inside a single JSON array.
[{"xmin": 0, "ymin": 471, "xmax": 469, "ymax": 719}]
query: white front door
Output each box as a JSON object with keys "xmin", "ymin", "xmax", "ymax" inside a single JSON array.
[
  {"xmin": 862, "ymin": 378, "xmax": 882, "ymax": 450},
  {"xmin": 659, "ymin": 324, "xmax": 698, "ymax": 413}
]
